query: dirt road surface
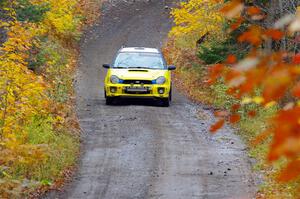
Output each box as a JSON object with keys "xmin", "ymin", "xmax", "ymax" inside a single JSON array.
[{"xmin": 46, "ymin": 0, "xmax": 257, "ymax": 198}]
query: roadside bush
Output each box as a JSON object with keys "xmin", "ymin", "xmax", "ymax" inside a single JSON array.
[
  {"xmin": 198, "ymin": 41, "xmax": 231, "ymax": 64},
  {"xmin": 198, "ymin": 22, "xmax": 249, "ymax": 64},
  {"xmin": 16, "ymin": 0, "xmax": 50, "ymax": 22}
]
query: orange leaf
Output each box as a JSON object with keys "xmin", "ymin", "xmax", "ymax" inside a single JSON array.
[
  {"xmin": 231, "ymin": 104, "xmax": 241, "ymax": 111},
  {"xmin": 247, "ymin": 6, "xmax": 261, "ymax": 16},
  {"xmin": 292, "ymin": 82, "xmax": 300, "ymax": 98},
  {"xmin": 264, "ymin": 29, "xmax": 284, "ymax": 40},
  {"xmin": 210, "ymin": 119, "xmax": 225, "ymax": 133},
  {"xmin": 268, "ymin": 107, "xmax": 300, "ymax": 161},
  {"xmin": 230, "ymin": 17, "xmax": 244, "ymax": 30},
  {"xmin": 225, "ymin": 69, "xmax": 242, "ymax": 83},
  {"xmin": 262, "ymin": 68, "xmax": 291, "ymax": 102},
  {"xmin": 226, "ymin": 54, "xmax": 237, "ymax": 64},
  {"xmin": 214, "ymin": 111, "xmax": 229, "ymax": 117},
  {"xmin": 238, "ymin": 26, "xmax": 262, "ymax": 46},
  {"xmin": 248, "ymin": 110, "xmax": 256, "ymax": 118},
  {"xmin": 278, "ymin": 159, "xmax": 300, "ymax": 182},
  {"xmin": 229, "ymin": 114, "xmax": 241, "ymax": 123},
  {"xmin": 220, "ymin": 0, "xmax": 244, "ymax": 19},
  {"xmin": 208, "ymin": 64, "xmax": 224, "ymax": 83},
  {"xmin": 251, "ymin": 130, "xmax": 271, "ymax": 146},
  {"xmin": 226, "ymin": 88, "xmax": 237, "ymax": 95},
  {"xmin": 293, "ymin": 53, "xmax": 300, "ymax": 64}
]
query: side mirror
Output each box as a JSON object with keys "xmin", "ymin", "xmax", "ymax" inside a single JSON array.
[
  {"xmin": 168, "ymin": 65, "xmax": 176, "ymax": 70},
  {"xmin": 103, "ymin": 64, "xmax": 110, "ymax": 69}
]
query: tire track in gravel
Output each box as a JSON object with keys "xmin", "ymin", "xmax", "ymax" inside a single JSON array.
[{"xmin": 45, "ymin": 0, "xmax": 258, "ymax": 198}]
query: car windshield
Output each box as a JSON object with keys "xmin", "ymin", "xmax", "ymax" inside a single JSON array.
[{"xmin": 113, "ymin": 52, "xmax": 165, "ymax": 69}]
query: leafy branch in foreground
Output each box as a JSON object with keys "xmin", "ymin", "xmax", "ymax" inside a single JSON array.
[{"xmin": 208, "ymin": 0, "xmax": 300, "ymax": 188}]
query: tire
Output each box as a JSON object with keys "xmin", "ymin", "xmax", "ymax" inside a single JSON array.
[
  {"xmin": 161, "ymin": 97, "xmax": 170, "ymax": 107},
  {"xmin": 106, "ymin": 97, "xmax": 114, "ymax": 105},
  {"xmin": 104, "ymin": 90, "xmax": 114, "ymax": 105}
]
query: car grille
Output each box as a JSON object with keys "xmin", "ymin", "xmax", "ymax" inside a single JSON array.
[
  {"xmin": 122, "ymin": 80, "xmax": 153, "ymax": 84},
  {"xmin": 124, "ymin": 90, "xmax": 151, "ymax": 94}
]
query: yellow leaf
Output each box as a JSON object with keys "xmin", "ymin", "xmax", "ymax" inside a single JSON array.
[
  {"xmin": 241, "ymin": 97, "xmax": 252, "ymax": 104},
  {"xmin": 265, "ymin": 101, "xmax": 277, "ymax": 108},
  {"xmin": 253, "ymin": 96, "xmax": 264, "ymax": 104}
]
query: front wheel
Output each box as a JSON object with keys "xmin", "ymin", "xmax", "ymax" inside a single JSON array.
[
  {"xmin": 106, "ymin": 97, "xmax": 114, "ymax": 105},
  {"xmin": 105, "ymin": 90, "xmax": 114, "ymax": 105},
  {"xmin": 161, "ymin": 97, "xmax": 170, "ymax": 107}
]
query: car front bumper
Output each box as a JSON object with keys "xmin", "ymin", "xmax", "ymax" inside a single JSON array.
[{"xmin": 105, "ymin": 83, "xmax": 170, "ymax": 98}]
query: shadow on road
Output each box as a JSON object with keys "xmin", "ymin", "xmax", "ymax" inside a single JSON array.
[{"xmin": 107, "ymin": 98, "xmax": 167, "ymax": 107}]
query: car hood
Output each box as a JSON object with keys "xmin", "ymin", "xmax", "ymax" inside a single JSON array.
[{"xmin": 110, "ymin": 68, "xmax": 167, "ymax": 80}]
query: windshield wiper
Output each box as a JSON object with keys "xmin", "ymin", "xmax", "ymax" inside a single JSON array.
[
  {"xmin": 113, "ymin": 66, "xmax": 128, "ymax": 69},
  {"xmin": 130, "ymin": 66, "xmax": 151, "ymax": 69}
]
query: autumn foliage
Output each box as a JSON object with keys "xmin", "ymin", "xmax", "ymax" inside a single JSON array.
[
  {"xmin": 207, "ymin": 0, "xmax": 300, "ymax": 188},
  {"xmin": 169, "ymin": 0, "xmax": 225, "ymax": 48},
  {"xmin": 0, "ymin": 0, "xmax": 101, "ymax": 197},
  {"xmin": 164, "ymin": 0, "xmax": 300, "ymax": 197}
]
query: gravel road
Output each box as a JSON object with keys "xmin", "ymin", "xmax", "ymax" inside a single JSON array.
[{"xmin": 46, "ymin": 0, "xmax": 257, "ymax": 198}]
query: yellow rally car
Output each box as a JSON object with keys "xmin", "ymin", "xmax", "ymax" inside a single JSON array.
[{"xmin": 103, "ymin": 47, "xmax": 176, "ymax": 106}]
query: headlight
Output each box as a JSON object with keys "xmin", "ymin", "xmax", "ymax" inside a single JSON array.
[
  {"xmin": 155, "ymin": 76, "xmax": 166, "ymax": 84},
  {"xmin": 110, "ymin": 75, "xmax": 120, "ymax": 84}
]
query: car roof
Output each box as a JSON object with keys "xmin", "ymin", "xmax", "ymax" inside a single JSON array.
[{"xmin": 119, "ymin": 47, "xmax": 160, "ymax": 54}]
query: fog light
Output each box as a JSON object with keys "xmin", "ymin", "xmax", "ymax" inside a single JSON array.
[
  {"xmin": 158, "ymin": 88, "xmax": 165, "ymax": 94},
  {"xmin": 110, "ymin": 87, "xmax": 117, "ymax": 93}
]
